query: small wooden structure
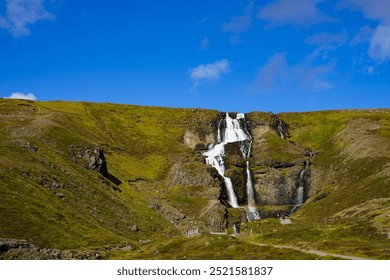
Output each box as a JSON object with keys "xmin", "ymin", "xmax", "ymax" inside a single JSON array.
[{"xmin": 186, "ymin": 228, "xmax": 199, "ymax": 237}]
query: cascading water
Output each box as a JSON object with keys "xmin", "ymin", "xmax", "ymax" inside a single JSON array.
[
  {"xmin": 296, "ymin": 169, "xmax": 305, "ymax": 206},
  {"xmin": 245, "ymin": 160, "xmax": 260, "ymax": 220},
  {"xmin": 203, "ymin": 142, "xmax": 239, "ymax": 207},
  {"xmin": 277, "ymin": 119, "xmax": 285, "ymax": 139},
  {"xmin": 203, "ymin": 113, "xmax": 260, "ymax": 220},
  {"xmin": 291, "ymin": 160, "xmax": 310, "ymax": 214}
]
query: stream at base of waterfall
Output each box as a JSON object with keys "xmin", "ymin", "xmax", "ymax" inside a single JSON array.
[{"xmin": 202, "ymin": 113, "xmax": 260, "ymax": 221}]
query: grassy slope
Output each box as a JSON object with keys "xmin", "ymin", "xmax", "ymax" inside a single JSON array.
[
  {"xmin": 107, "ymin": 234, "xmax": 338, "ymax": 260},
  {"xmin": 0, "ymin": 99, "xmax": 217, "ymax": 250},
  {"xmin": 1, "ymin": 100, "xmax": 389, "ymax": 259},
  {"xmin": 244, "ymin": 110, "xmax": 390, "ymax": 259}
]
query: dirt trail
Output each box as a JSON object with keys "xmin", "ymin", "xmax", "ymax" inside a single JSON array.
[{"xmin": 247, "ymin": 241, "xmax": 371, "ymax": 260}]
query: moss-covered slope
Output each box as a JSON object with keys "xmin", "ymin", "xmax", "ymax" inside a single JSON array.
[
  {"xmin": 0, "ymin": 99, "xmax": 389, "ymax": 259},
  {"xmin": 0, "ymin": 99, "xmax": 218, "ymax": 250}
]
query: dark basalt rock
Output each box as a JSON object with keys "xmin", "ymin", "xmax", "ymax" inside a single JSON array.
[
  {"xmin": 70, "ymin": 145, "xmax": 122, "ymax": 186},
  {"xmin": 225, "ymin": 168, "xmax": 247, "ymax": 205},
  {"xmin": 225, "ymin": 155, "xmax": 246, "ymax": 167},
  {"xmin": 0, "ymin": 239, "xmax": 30, "ymax": 253},
  {"xmin": 88, "ymin": 148, "xmax": 109, "ymax": 177}
]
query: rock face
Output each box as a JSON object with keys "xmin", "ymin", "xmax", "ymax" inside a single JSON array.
[
  {"xmin": 251, "ymin": 162, "xmax": 311, "ymax": 206},
  {"xmin": 71, "ymin": 146, "xmax": 109, "ymax": 177},
  {"xmin": 167, "ymin": 162, "xmax": 219, "ymax": 189},
  {"xmin": 202, "ymin": 201, "xmax": 227, "ymax": 231},
  {"xmin": 69, "ymin": 145, "xmax": 122, "ymax": 187},
  {"xmin": 193, "ymin": 112, "xmax": 312, "ymax": 220},
  {"xmin": 253, "ymin": 166, "xmax": 300, "ymax": 205},
  {"xmin": 183, "ymin": 130, "xmax": 215, "ymax": 150}
]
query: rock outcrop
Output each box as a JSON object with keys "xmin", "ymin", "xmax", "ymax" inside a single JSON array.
[
  {"xmin": 70, "ymin": 145, "xmax": 122, "ymax": 187},
  {"xmin": 183, "ymin": 130, "xmax": 215, "ymax": 150},
  {"xmin": 70, "ymin": 146, "xmax": 108, "ymax": 177},
  {"xmin": 0, "ymin": 239, "xmax": 105, "ymax": 260}
]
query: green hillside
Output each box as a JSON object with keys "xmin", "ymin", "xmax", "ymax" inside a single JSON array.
[{"xmin": 0, "ymin": 99, "xmax": 389, "ymax": 259}]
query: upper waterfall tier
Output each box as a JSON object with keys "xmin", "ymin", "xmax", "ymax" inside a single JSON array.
[{"xmin": 222, "ymin": 113, "xmax": 251, "ymax": 143}]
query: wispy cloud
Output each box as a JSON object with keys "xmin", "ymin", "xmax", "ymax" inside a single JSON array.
[
  {"xmin": 0, "ymin": 0, "xmax": 54, "ymax": 37},
  {"xmin": 258, "ymin": 0, "xmax": 333, "ymax": 27},
  {"xmin": 305, "ymin": 30, "xmax": 349, "ymax": 63},
  {"xmin": 369, "ymin": 25, "xmax": 390, "ymax": 61},
  {"xmin": 337, "ymin": 0, "xmax": 390, "ymax": 23},
  {"xmin": 338, "ymin": 0, "xmax": 390, "ymax": 62},
  {"xmin": 4, "ymin": 92, "xmax": 37, "ymax": 100},
  {"xmin": 190, "ymin": 59, "xmax": 230, "ymax": 82},
  {"xmin": 306, "ymin": 30, "xmax": 349, "ymax": 46},
  {"xmin": 189, "ymin": 60, "xmax": 230, "ymax": 91},
  {"xmin": 222, "ymin": 1, "xmax": 254, "ymax": 44},
  {"xmin": 199, "ymin": 36, "xmax": 209, "ymax": 50},
  {"xmin": 254, "ymin": 53, "xmax": 336, "ymax": 92},
  {"xmin": 254, "ymin": 53, "xmax": 289, "ymax": 89},
  {"xmin": 349, "ymin": 25, "xmax": 373, "ymax": 46},
  {"xmin": 223, "ymin": 15, "xmax": 252, "ymax": 34}
]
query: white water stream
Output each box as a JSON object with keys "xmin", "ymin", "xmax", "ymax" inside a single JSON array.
[{"xmin": 203, "ymin": 113, "xmax": 260, "ymax": 220}]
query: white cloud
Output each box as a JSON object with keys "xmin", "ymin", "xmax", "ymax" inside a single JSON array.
[
  {"xmin": 190, "ymin": 59, "xmax": 230, "ymax": 82},
  {"xmin": 338, "ymin": 0, "xmax": 390, "ymax": 23},
  {"xmin": 4, "ymin": 92, "xmax": 37, "ymax": 100},
  {"xmin": 0, "ymin": 0, "xmax": 54, "ymax": 37},
  {"xmin": 369, "ymin": 25, "xmax": 390, "ymax": 61},
  {"xmin": 254, "ymin": 53, "xmax": 335, "ymax": 91},
  {"xmin": 258, "ymin": 0, "xmax": 333, "ymax": 27},
  {"xmin": 338, "ymin": 1, "xmax": 390, "ymax": 62}
]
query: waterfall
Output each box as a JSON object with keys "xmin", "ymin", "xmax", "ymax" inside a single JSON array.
[
  {"xmin": 305, "ymin": 149, "xmax": 313, "ymax": 158},
  {"xmin": 277, "ymin": 119, "xmax": 285, "ymax": 139},
  {"xmin": 291, "ymin": 160, "xmax": 309, "ymax": 215},
  {"xmin": 222, "ymin": 113, "xmax": 249, "ymax": 143},
  {"xmin": 203, "ymin": 113, "xmax": 260, "ymax": 220},
  {"xmin": 246, "ymin": 161, "xmax": 260, "ymax": 220},
  {"xmin": 217, "ymin": 119, "xmax": 223, "ymax": 142},
  {"xmin": 203, "ymin": 142, "xmax": 239, "ymax": 207},
  {"xmin": 296, "ymin": 169, "xmax": 305, "ymax": 206}
]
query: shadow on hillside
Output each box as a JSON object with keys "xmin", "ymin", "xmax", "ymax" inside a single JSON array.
[{"xmin": 106, "ymin": 173, "xmax": 122, "ymax": 186}]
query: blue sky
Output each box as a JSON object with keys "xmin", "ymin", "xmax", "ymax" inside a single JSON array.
[{"xmin": 1, "ymin": 0, "xmax": 389, "ymax": 113}]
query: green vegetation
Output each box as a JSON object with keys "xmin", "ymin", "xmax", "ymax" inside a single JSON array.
[
  {"xmin": 107, "ymin": 234, "xmax": 336, "ymax": 260},
  {"xmin": 0, "ymin": 100, "xmax": 389, "ymax": 259},
  {"xmin": 268, "ymin": 109, "xmax": 390, "ymax": 259},
  {"xmin": 240, "ymin": 217, "xmax": 389, "ymax": 259},
  {"xmin": 0, "ymin": 99, "xmax": 217, "ymax": 250}
]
